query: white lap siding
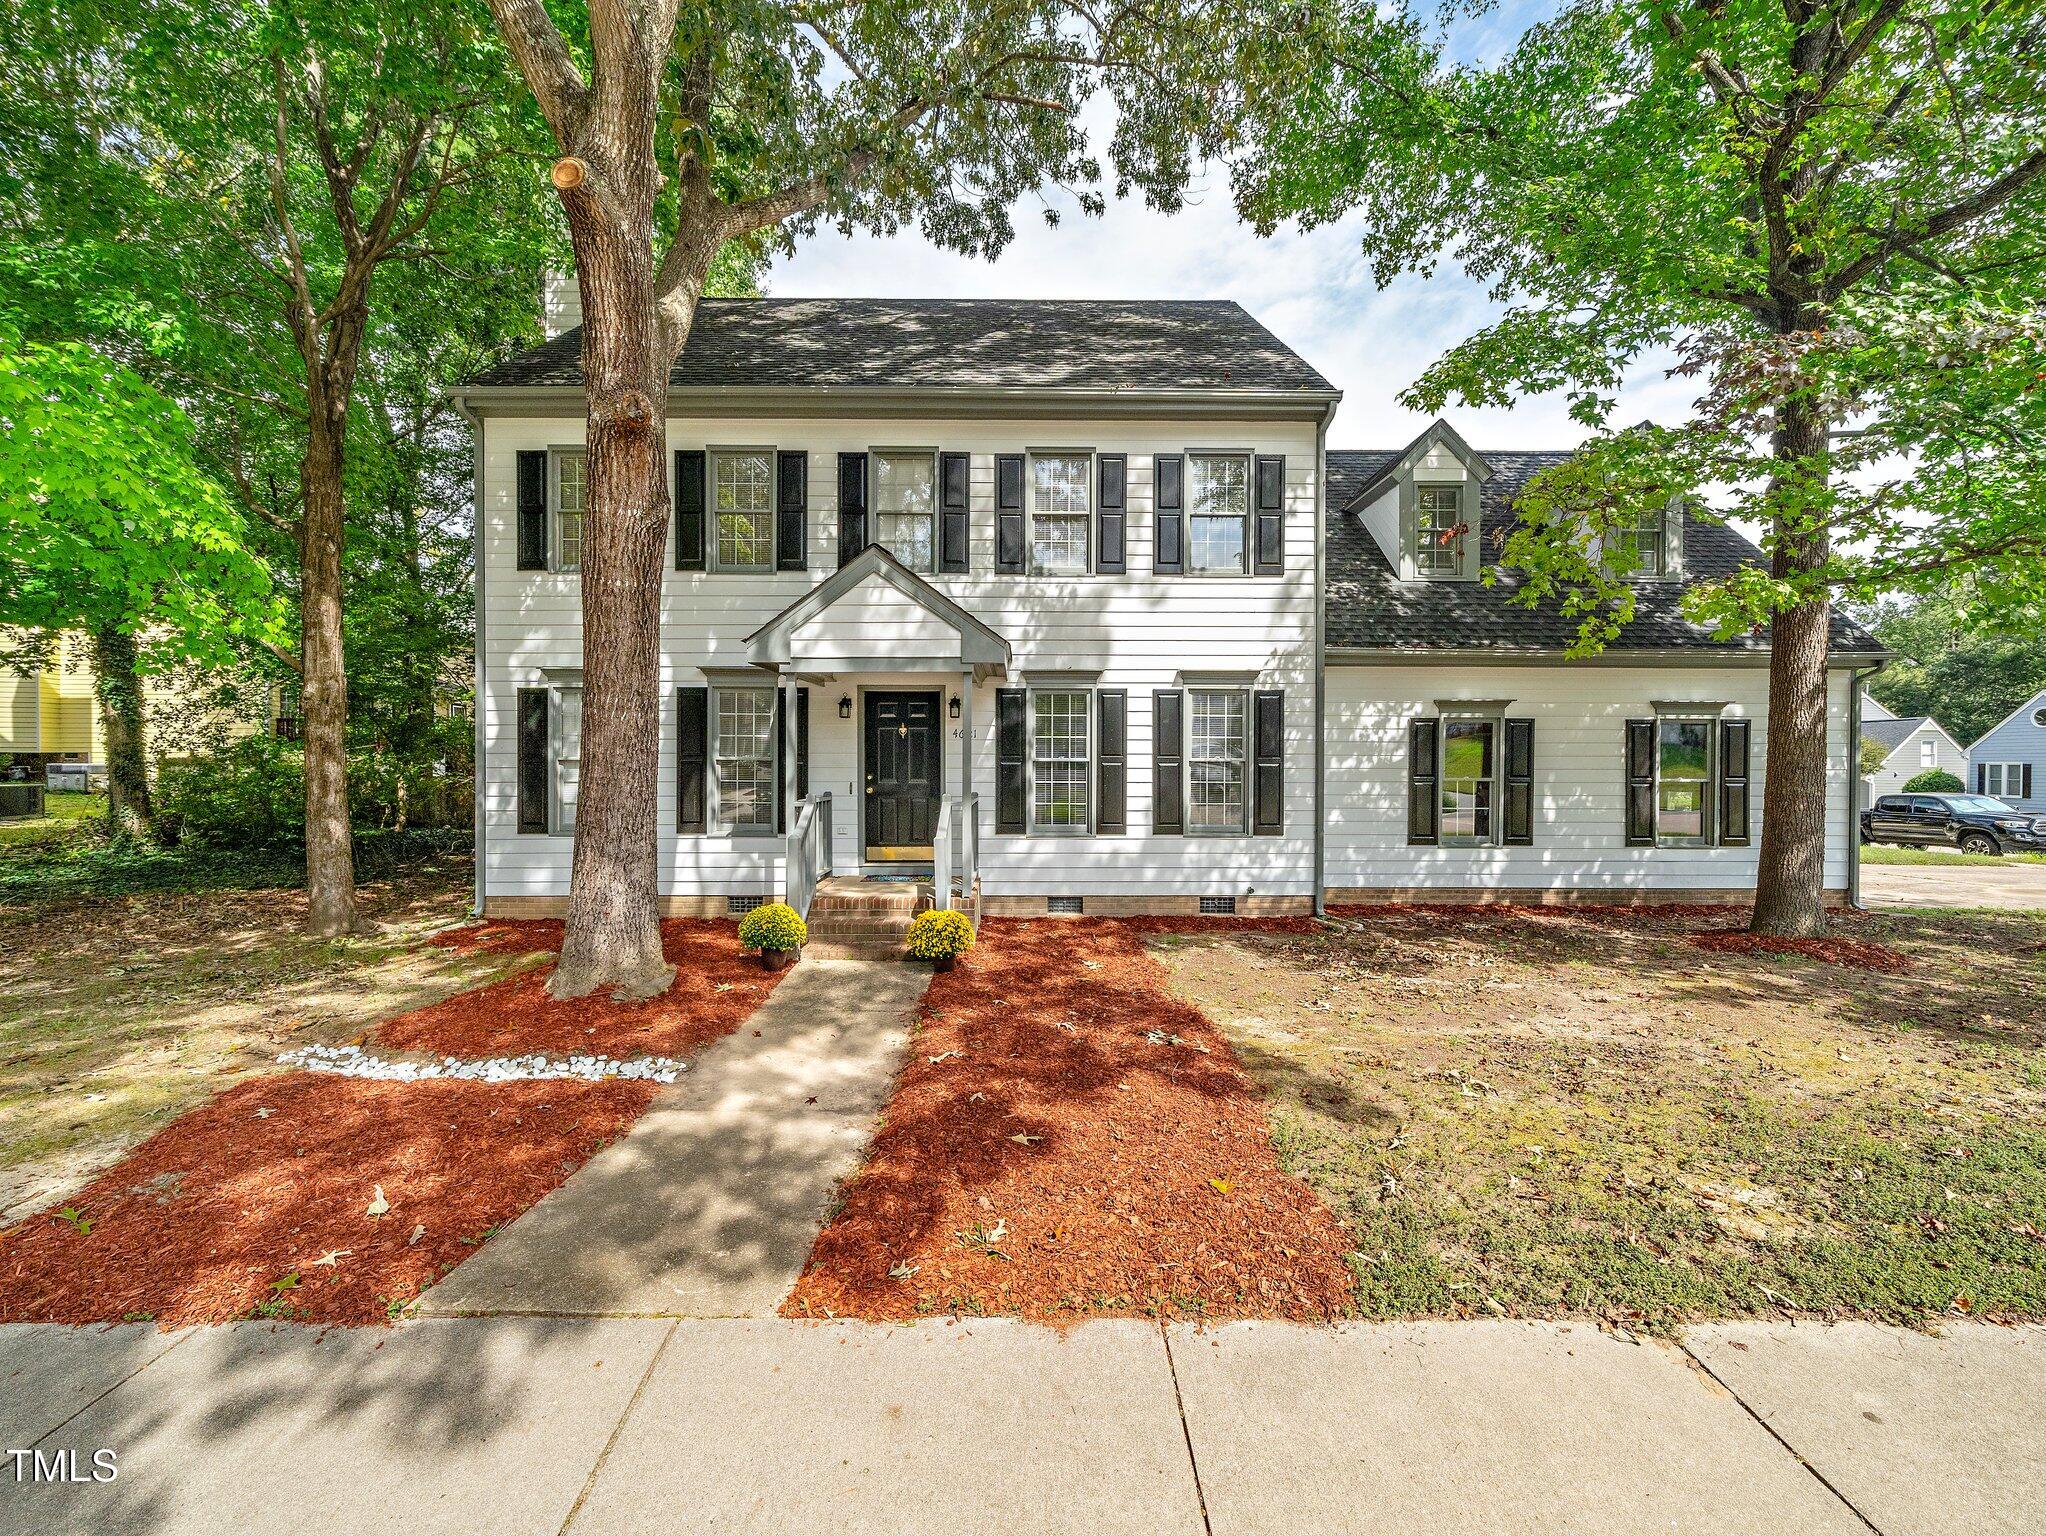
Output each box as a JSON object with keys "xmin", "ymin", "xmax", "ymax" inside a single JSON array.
[
  {"xmin": 1323, "ymin": 663, "xmax": 1854, "ymax": 900},
  {"xmin": 477, "ymin": 411, "xmax": 1321, "ymax": 912}
]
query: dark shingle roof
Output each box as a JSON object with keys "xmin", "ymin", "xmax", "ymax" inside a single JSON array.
[
  {"xmin": 464, "ymin": 298, "xmax": 1336, "ymax": 395},
  {"xmin": 1325, "ymin": 447, "xmax": 1885, "ymax": 657},
  {"xmin": 1861, "ymin": 716, "xmax": 1933, "ymax": 753}
]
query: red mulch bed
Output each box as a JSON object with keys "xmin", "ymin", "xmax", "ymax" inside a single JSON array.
[
  {"xmin": 384, "ymin": 918, "xmax": 787, "ymax": 1056},
  {"xmin": 783, "ymin": 919, "xmax": 1356, "ymax": 1324},
  {"xmin": 0, "ymin": 1074, "xmax": 652, "ymax": 1326},
  {"xmin": 1328, "ymin": 901, "xmax": 1911, "ymax": 973}
]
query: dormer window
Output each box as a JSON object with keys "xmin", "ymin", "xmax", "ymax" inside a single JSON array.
[
  {"xmin": 1621, "ymin": 504, "xmax": 1668, "ymax": 576},
  {"xmin": 1415, "ymin": 485, "xmax": 1466, "ymax": 576}
]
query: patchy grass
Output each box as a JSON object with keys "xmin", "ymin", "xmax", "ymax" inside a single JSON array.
[
  {"xmin": 0, "ymin": 821, "xmax": 468, "ymax": 901},
  {"xmin": 1153, "ymin": 905, "xmax": 2046, "ymax": 1333},
  {"xmin": 1862, "ymin": 843, "xmax": 2046, "ymax": 867},
  {"xmin": 0, "ymin": 789, "xmax": 104, "ymax": 850},
  {"xmin": 0, "ymin": 863, "xmax": 522, "ymax": 1222}
]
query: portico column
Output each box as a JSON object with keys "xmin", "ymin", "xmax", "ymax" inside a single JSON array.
[{"xmin": 959, "ymin": 669, "xmax": 973, "ymax": 803}]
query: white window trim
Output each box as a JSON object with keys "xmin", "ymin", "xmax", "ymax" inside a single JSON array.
[
  {"xmin": 1185, "ymin": 685, "xmax": 1250, "ymax": 837},
  {"xmin": 871, "ymin": 447, "xmax": 939, "ymax": 574},
  {"xmin": 1919, "ymin": 736, "xmax": 1939, "ymax": 767},
  {"xmin": 1984, "ymin": 762, "xmax": 2025, "ymax": 799},
  {"xmin": 1654, "ymin": 714, "xmax": 1719, "ymax": 848},
  {"xmin": 1027, "ymin": 448, "xmax": 1094, "ymax": 577},
  {"xmin": 1413, "ymin": 480, "xmax": 1468, "ymax": 581},
  {"xmin": 710, "ymin": 684, "xmax": 778, "ymax": 838},
  {"xmin": 1621, "ymin": 505, "xmax": 1668, "ymax": 579},
  {"xmin": 551, "ymin": 447, "xmax": 586, "ymax": 574},
  {"xmin": 1026, "ymin": 685, "xmax": 1094, "ymax": 835},
  {"xmin": 550, "ymin": 683, "xmax": 582, "ymax": 835},
  {"xmin": 708, "ymin": 446, "xmax": 777, "ymax": 574},
  {"xmin": 1185, "ymin": 451, "xmax": 1252, "ymax": 577},
  {"xmin": 1438, "ymin": 710, "xmax": 1505, "ymax": 848}
]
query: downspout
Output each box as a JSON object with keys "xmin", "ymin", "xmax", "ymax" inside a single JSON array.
[
  {"xmin": 1313, "ymin": 399, "xmax": 1336, "ymax": 918},
  {"xmin": 452, "ymin": 390, "xmax": 487, "ymax": 919},
  {"xmin": 1845, "ymin": 657, "xmax": 1886, "ymax": 912}
]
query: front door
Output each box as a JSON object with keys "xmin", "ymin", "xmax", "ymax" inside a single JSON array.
[{"xmin": 864, "ymin": 691, "xmax": 942, "ymax": 861}]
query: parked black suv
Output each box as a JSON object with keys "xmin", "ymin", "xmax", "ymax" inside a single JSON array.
[{"xmin": 1861, "ymin": 793, "xmax": 2046, "ymax": 856}]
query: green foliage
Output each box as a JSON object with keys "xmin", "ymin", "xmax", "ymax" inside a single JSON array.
[
  {"xmin": 906, "ymin": 908, "xmax": 975, "ymax": 961},
  {"xmin": 737, "ymin": 901, "xmax": 806, "ymax": 952},
  {"xmin": 1859, "ymin": 737, "xmax": 1892, "ymax": 775},
  {"xmin": 1858, "ymin": 592, "xmax": 2046, "ymax": 745},
  {"xmin": 156, "ymin": 735, "xmax": 471, "ymax": 850},
  {"xmin": 1903, "ymin": 769, "xmax": 1965, "ymax": 794},
  {"xmin": 0, "ymin": 823, "xmax": 465, "ymax": 902}
]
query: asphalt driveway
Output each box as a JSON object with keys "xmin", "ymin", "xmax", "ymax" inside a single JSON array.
[{"xmin": 1862, "ymin": 858, "xmax": 2046, "ymax": 911}]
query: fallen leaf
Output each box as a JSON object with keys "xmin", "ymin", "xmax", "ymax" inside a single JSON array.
[
  {"xmin": 1010, "ymin": 1133, "xmax": 1042, "ymax": 1145},
  {"xmin": 365, "ymin": 1185, "xmax": 391, "ymax": 1219},
  {"xmin": 1209, "ymin": 1178, "xmax": 1233, "ymax": 1195}
]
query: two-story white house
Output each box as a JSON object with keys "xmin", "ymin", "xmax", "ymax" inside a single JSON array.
[{"xmin": 452, "ymin": 296, "xmax": 1885, "ymax": 925}]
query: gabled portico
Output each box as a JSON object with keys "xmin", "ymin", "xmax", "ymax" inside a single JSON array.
[{"xmin": 743, "ymin": 546, "xmax": 1011, "ymax": 920}]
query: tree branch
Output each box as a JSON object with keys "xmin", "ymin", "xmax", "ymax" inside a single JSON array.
[
  {"xmin": 1826, "ymin": 148, "xmax": 2046, "ymax": 299},
  {"xmin": 480, "ymin": 0, "xmax": 590, "ymax": 144}
]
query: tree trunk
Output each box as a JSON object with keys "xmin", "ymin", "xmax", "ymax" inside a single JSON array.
[
  {"xmin": 546, "ymin": 161, "xmax": 676, "ymax": 1000},
  {"xmin": 301, "ymin": 397, "xmax": 360, "ymax": 937},
  {"xmin": 1750, "ymin": 392, "xmax": 1834, "ymax": 938},
  {"xmin": 89, "ymin": 623, "xmax": 152, "ymax": 837}
]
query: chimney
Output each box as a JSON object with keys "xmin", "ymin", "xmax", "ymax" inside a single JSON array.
[{"xmin": 542, "ymin": 269, "xmax": 582, "ymax": 338}]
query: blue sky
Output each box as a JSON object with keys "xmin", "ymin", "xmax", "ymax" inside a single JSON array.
[{"xmin": 766, "ymin": 0, "xmax": 1698, "ymax": 454}]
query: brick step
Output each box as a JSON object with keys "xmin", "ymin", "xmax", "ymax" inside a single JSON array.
[
  {"xmin": 810, "ymin": 896, "xmax": 926, "ymax": 916},
  {"xmin": 803, "ymin": 941, "xmax": 911, "ymax": 961},
  {"xmin": 807, "ymin": 923, "xmax": 915, "ymax": 942}
]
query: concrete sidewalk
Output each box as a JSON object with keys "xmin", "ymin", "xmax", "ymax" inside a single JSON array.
[
  {"xmin": 4, "ymin": 1316, "xmax": 2039, "ymax": 1535},
  {"xmin": 417, "ymin": 958, "xmax": 927, "ymax": 1317},
  {"xmin": 1862, "ymin": 860, "xmax": 2046, "ymax": 910}
]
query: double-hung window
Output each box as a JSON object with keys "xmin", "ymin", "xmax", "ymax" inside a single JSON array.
[
  {"xmin": 712, "ymin": 451, "xmax": 774, "ymax": 571},
  {"xmin": 713, "ymin": 686, "xmax": 777, "ymax": 834},
  {"xmin": 1619, "ymin": 505, "xmax": 1667, "ymax": 576},
  {"xmin": 552, "ymin": 685, "xmax": 583, "ymax": 833},
  {"xmin": 1030, "ymin": 690, "xmax": 1090, "ymax": 831},
  {"xmin": 1440, "ymin": 717, "xmax": 1499, "ymax": 845},
  {"xmin": 553, "ymin": 449, "xmax": 587, "ymax": 571},
  {"xmin": 875, "ymin": 451, "xmax": 937, "ymax": 572},
  {"xmin": 1985, "ymin": 762, "xmax": 2025, "ymax": 800},
  {"xmin": 1188, "ymin": 455, "xmax": 1249, "ymax": 574},
  {"xmin": 1030, "ymin": 452, "xmax": 1091, "ymax": 574},
  {"xmin": 1415, "ymin": 484, "xmax": 1463, "ymax": 575},
  {"xmin": 1920, "ymin": 736, "xmax": 1938, "ymax": 768},
  {"xmin": 1655, "ymin": 717, "xmax": 1715, "ymax": 845},
  {"xmin": 1187, "ymin": 688, "xmax": 1248, "ymax": 833}
]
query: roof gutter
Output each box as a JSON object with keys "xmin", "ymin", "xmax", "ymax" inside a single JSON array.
[
  {"xmin": 449, "ymin": 382, "xmax": 1342, "ymax": 422},
  {"xmin": 1326, "ymin": 644, "xmax": 1891, "ymax": 669},
  {"xmin": 1313, "ymin": 395, "xmax": 1338, "ymax": 918}
]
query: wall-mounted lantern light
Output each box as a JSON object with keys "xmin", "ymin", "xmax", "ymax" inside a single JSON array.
[
  {"xmin": 948, "ymin": 695, "xmax": 962, "ymax": 721},
  {"xmin": 838, "ymin": 695, "xmax": 853, "ymax": 720}
]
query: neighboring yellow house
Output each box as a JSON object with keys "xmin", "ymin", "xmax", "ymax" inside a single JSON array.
[{"xmin": 0, "ymin": 631, "xmax": 106, "ymax": 764}]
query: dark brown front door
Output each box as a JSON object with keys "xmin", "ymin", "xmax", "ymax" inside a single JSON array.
[{"xmin": 864, "ymin": 691, "xmax": 941, "ymax": 860}]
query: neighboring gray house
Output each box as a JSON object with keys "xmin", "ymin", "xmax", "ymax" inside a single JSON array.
[
  {"xmin": 1860, "ymin": 711, "xmax": 1968, "ymax": 808},
  {"xmin": 1968, "ymin": 687, "xmax": 2046, "ymax": 812}
]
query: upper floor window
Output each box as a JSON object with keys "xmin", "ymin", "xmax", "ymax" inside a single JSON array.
[
  {"xmin": 554, "ymin": 450, "xmax": 586, "ymax": 571},
  {"xmin": 1415, "ymin": 484, "xmax": 1464, "ymax": 576},
  {"xmin": 1920, "ymin": 736, "xmax": 1938, "ymax": 767},
  {"xmin": 713, "ymin": 451, "xmax": 774, "ymax": 572},
  {"xmin": 875, "ymin": 451, "xmax": 936, "ymax": 572},
  {"xmin": 1187, "ymin": 688, "xmax": 1248, "ymax": 833},
  {"xmin": 1030, "ymin": 453, "xmax": 1091, "ymax": 575},
  {"xmin": 1188, "ymin": 455, "xmax": 1249, "ymax": 574},
  {"xmin": 1619, "ymin": 504, "xmax": 1668, "ymax": 576}
]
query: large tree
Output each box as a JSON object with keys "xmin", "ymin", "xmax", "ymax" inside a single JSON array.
[
  {"xmin": 1237, "ymin": 0, "xmax": 2046, "ymax": 934},
  {"xmin": 481, "ymin": 0, "xmax": 1302, "ymax": 996}
]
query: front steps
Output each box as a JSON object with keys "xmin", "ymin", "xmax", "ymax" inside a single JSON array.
[{"xmin": 803, "ymin": 876, "xmax": 930, "ymax": 960}]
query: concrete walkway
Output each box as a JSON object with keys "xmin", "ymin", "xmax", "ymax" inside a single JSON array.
[
  {"xmin": 416, "ymin": 958, "xmax": 928, "ymax": 1318},
  {"xmin": 1862, "ymin": 859, "xmax": 2046, "ymax": 910},
  {"xmin": 3, "ymin": 1317, "xmax": 2039, "ymax": 1535}
]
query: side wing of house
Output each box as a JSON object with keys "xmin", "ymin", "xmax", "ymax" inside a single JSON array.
[
  {"xmin": 1969, "ymin": 690, "xmax": 2046, "ymax": 811},
  {"xmin": 1864, "ymin": 717, "xmax": 1968, "ymax": 804}
]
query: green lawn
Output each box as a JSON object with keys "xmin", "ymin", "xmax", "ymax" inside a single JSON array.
[
  {"xmin": 1862, "ymin": 842, "xmax": 2046, "ymax": 867},
  {"xmin": 1157, "ymin": 906, "xmax": 2046, "ymax": 1332}
]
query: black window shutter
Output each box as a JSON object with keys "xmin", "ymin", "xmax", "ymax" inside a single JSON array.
[
  {"xmin": 837, "ymin": 452, "xmax": 868, "ymax": 567},
  {"xmin": 1504, "ymin": 717, "xmax": 1535, "ymax": 846},
  {"xmin": 996, "ymin": 688, "xmax": 1027, "ymax": 833},
  {"xmin": 1253, "ymin": 455, "xmax": 1285, "ymax": 575},
  {"xmin": 516, "ymin": 687, "xmax": 549, "ymax": 832},
  {"xmin": 2025, "ymin": 763, "xmax": 2035, "ymax": 799},
  {"xmin": 797, "ymin": 687, "xmax": 810, "ymax": 800},
  {"xmin": 775, "ymin": 689, "xmax": 788, "ymax": 835},
  {"xmin": 1625, "ymin": 719, "xmax": 1656, "ymax": 846},
  {"xmin": 1153, "ymin": 454, "xmax": 1185, "ymax": 574},
  {"xmin": 1253, "ymin": 690, "xmax": 1284, "ymax": 835},
  {"xmin": 1097, "ymin": 690, "xmax": 1128, "ymax": 834},
  {"xmin": 939, "ymin": 452, "xmax": 971, "ymax": 573},
  {"xmin": 1097, "ymin": 454, "xmax": 1127, "ymax": 574},
  {"xmin": 674, "ymin": 450, "xmax": 706, "ymax": 571},
  {"xmin": 1976, "ymin": 762, "xmax": 1987, "ymax": 793},
  {"xmin": 1408, "ymin": 717, "xmax": 1439, "ymax": 846},
  {"xmin": 1718, "ymin": 717, "xmax": 1751, "ymax": 846},
  {"xmin": 776, "ymin": 451, "xmax": 808, "ymax": 571},
  {"xmin": 994, "ymin": 454, "xmax": 1025, "ymax": 573},
  {"xmin": 676, "ymin": 686, "xmax": 708, "ymax": 834},
  {"xmin": 516, "ymin": 451, "xmax": 549, "ymax": 570},
  {"xmin": 1153, "ymin": 689, "xmax": 1185, "ymax": 833}
]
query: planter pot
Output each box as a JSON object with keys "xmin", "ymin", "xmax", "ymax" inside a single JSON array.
[
  {"xmin": 759, "ymin": 947, "xmax": 799, "ymax": 971},
  {"xmin": 931, "ymin": 954, "xmax": 957, "ymax": 973}
]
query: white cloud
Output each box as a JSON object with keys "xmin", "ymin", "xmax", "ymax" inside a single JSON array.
[{"xmin": 769, "ymin": 161, "xmax": 1696, "ymax": 454}]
